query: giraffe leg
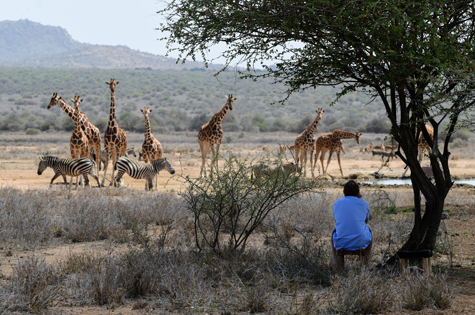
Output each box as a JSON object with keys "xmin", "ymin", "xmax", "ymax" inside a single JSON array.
[
  {"xmin": 199, "ymin": 140, "xmax": 210, "ymax": 178},
  {"xmin": 93, "ymin": 144, "xmax": 101, "ymax": 180},
  {"xmin": 212, "ymin": 143, "xmax": 220, "ymax": 174},
  {"xmin": 111, "ymin": 154, "xmax": 117, "ymax": 187},
  {"xmin": 325, "ymin": 150, "xmax": 334, "ymax": 174},
  {"xmin": 336, "ymin": 151, "xmax": 343, "ymax": 176},
  {"xmin": 319, "ymin": 149, "xmax": 326, "ymax": 174},
  {"xmin": 314, "ymin": 147, "xmax": 321, "ymax": 174},
  {"xmin": 294, "ymin": 147, "xmax": 301, "ymax": 167},
  {"xmin": 309, "ymin": 147, "xmax": 315, "ymax": 178},
  {"xmin": 302, "ymin": 149, "xmax": 307, "ymax": 177},
  {"xmin": 102, "ymin": 147, "xmax": 110, "ymax": 187}
]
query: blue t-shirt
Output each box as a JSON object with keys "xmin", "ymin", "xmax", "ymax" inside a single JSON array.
[{"xmin": 333, "ymin": 196, "xmax": 372, "ymax": 250}]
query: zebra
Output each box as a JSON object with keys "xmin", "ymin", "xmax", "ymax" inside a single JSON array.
[
  {"xmin": 90, "ymin": 147, "xmax": 137, "ymax": 171},
  {"xmin": 37, "ymin": 156, "xmax": 101, "ymax": 189},
  {"xmin": 114, "ymin": 157, "xmax": 175, "ymax": 190}
]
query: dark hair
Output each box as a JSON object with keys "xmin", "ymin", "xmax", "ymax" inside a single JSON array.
[{"xmin": 343, "ymin": 180, "xmax": 360, "ymax": 197}]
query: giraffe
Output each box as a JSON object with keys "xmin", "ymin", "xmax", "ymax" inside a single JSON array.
[
  {"xmin": 198, "ymin": 94, "xmax": 236, "ymax": 177},
  {"xmin": 314, "ymin": 129, "xmax": 361, "ymax": 176},
  {"xmin": 418, "ymin": 124, "xmax": 434, "ymax": 163},
  {"xmin": 70, "ymin": 96, "xmax": 90, "ymax": 187},
  {"xmin": 294, "ymin": 108, "xmax": 325, "ymax": 177},
  {"xmin": 141, "ymin": 107, "xmax": 164, "ymax": 189},
  {"xmin": 48, "ymin": 93, "xmax": 101, "ymax": 175},
  {"xmin": 103, "ymin": 79, "xmax": 128, "ymax": 186}
]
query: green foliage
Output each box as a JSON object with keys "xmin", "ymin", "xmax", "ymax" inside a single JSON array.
[
  {"xmin": 0, "ymin": 67, "xmax": 389, "ymax": 133},
  {"xmin": 25, "ymin": 128, "xmax": 41, "ymax": 135},
  {"xmin": 178, "ymin": 156, "xmax": 320, "ymax": 254}
]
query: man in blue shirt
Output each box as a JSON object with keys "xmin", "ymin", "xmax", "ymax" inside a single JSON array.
[{"xmin": 332, "ymin": 180, "xmax": 372, "ymax": 270}]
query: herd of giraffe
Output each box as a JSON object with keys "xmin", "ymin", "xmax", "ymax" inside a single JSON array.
[
  {"xmin": 44, "ymin": 84, "xmax": 435, "ymax": 187},
  {"xmin": 47, "ymin": 79, "xmax": 167, "ymax": 188}
]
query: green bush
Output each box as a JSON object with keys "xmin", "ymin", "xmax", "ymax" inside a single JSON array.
[
  {"xmin": 25, "ymin": 128, "xmax": 41, "ymax": 135},
  {"xmin": 178, "ymin": 155, "xmax": 320, "ymax": 254}
]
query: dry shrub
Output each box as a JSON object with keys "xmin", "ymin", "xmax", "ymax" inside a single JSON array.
[
  {"xmin": 6, "ymin": 255, "xmax": 62, "ymax": 313},
  {"xmin": 60, "ymin": 251, "xmax": 108, "ymax": 275},
  {"xmin": 238, "ymin": 280, "xmax": 271, "ymax": 313},
  {"xmin": 0, "ymin": 187, "xmax": 55, "ymax": 246},
  {"xmin": 400, "ymin": 273, "xmax": 452, "ymax": 311},
  {"xmin": 326, "ymin": 270, "xmax": 395, "ymax": 314},
  {"xmin": 88, "ymin": 259, "xmax": 125, "ymax": 306}
]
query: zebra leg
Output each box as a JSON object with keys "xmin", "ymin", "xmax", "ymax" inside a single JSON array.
[
  {"xmin": 89, "ymin": 169, "xmax": 101, "ymax": 188},
  {"xmin": 147, "ymin": 178, "xmax": 153, "ymax": 191},
  {"xmin": 114, "ymin": 170, "xmax": 125, "ymax": 188},
  {"xmin": 83, "ymin": 174, "xmax": 90, "ymax": 187},
  {"xmin": 62, "ymin": 175, "xmax": 68, "ymax": 184},
  {"xmin": 49, "ymin": 173, "xmax": 62, "ymax": 188}
]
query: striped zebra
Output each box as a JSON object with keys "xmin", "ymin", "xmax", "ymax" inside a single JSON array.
[
  {"xmin": 114, "ymin": 157, "xmax": 175, "ymax": 190},
  {"xmin": 90, "ymin": 147, "xmax": 136, "ymax": 171},
  {"xmin": 37, "ymin": 156, "xmax": 101, "ymax": 189}
]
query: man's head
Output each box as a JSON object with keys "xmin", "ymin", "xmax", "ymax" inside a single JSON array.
[{"xmin": 343, "ymin": 180, "xmax": 360, "ymax": 197}]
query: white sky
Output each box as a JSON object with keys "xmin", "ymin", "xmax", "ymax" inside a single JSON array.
[{"xmin": 0, "ymin": 0, "xmax": 223, "ymax": 62}]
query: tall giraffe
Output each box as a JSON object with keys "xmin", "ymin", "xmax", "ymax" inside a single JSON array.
[
  {"xmin": 48, "ymin": 93, "xmax": 101, "ymax": 175},
  {"xmin": 294, "ymin": 108, "xmax": 325, "ymax": 177},
  {"xmin": 141, "ymin": 107, "xmax": 163, "ymax": 189},
  {"xmin": 198, "ymin": 94, "xmax": 236, "ymax": 177},
  {"xmin": 314, "ymin": 129, "xmax": 361, "ymax": 176},
  {"xmin": 70, "ymin": 96, "xmax": 90, "ymax": 188},
  {"xmin": 103, "ymin": 79, "xmax": 127, "ymax": 186},
  {"xmin": 418, "ymin": 124, "xmax": 434, "ymax": 163}
]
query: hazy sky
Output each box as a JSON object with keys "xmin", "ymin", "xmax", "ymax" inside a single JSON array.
[{"xmin": 0, "ymin": 0, "xmax": 215, "ymax": 61}]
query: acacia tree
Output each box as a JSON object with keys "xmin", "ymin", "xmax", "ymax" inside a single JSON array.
[{"xmin": 158, "ymin": 1, "xmax": 475, "ymax": 262}]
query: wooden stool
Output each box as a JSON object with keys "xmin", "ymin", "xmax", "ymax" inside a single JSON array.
[
  {"xmin": 398, "ymin": 250, "xmax": 432, "ymax": 274},
  {"xmin": 336, "ymin": 248, "xmax": 369, "ymax": 271}
]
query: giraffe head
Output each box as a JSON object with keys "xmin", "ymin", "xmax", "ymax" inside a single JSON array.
[
  {"xmin": 141, "ymin": 107, "xmax": 152, "ymax": 118},
  {"xmin": 47, "ymin": 93, "xmax": 61, "ymax": 109},
  {"xmin": 225, "ymin": 94, "xmax": 236, "ymax": 110},
  {"xmin": 354, "ymin": 132, "xmax": 362, "ymax": 144},
  {"xmin": 105, "ymin": 79, "xmax": 120, "ymax": 92},
  {"xmin": 315, "ymin": 108, "xmax": 325, "ymax": 120},
  {"xmin": 71, "ymin": 95, "xmax": 83, "ymax": 111}
]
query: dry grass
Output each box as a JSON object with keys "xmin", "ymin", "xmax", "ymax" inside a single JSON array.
[{"xmin": 0, "ymin": 128, "xmax": 470, "ymax": 313}]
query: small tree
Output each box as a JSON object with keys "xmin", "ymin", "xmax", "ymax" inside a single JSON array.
[{"xmin": 178, "ymin": 156, "xmax": 319, "ymax": 255}]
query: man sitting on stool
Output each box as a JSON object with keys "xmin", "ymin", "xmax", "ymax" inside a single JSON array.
[{"xmin": 332, "ymin": 180, "xmax": 372, "ymax": 271}]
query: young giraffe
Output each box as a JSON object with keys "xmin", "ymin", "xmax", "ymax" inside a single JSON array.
[
  {"xmin": 294, "ymin": 108, "xmax": 325, "ymax": 177},
  {"xmin": 48, "ymin": 93, "xmax": 101, "ymax": 175},
  {"xmin": 141, "ymin": 107, "xmax": 163, "ymax": 189},
  {"xmin": 198, "ymin": 95, "xmax": 236, "ymax": 177},
  {"xmin": 70, "ymin": 96, "xmax": 90, "ymax": 187},
  {"xmin": 418, "ymin": 124, "xmax": 434, "ymax": 163},
  {"xmin": 103, "ymin": 79, "xmax": 128, "ymax": 186},
  {"xmin": 314, "ymin": 129, "xmax": 361, "ymax": 176}
]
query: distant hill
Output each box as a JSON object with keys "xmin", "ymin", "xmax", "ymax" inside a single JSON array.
[
  {"xmin": 0, "ymin": 19, "xmax": 218, "ymax": 70},
  {"xmin": 0, "ymin": 20, "xmax": 85, "ymax": 63}
]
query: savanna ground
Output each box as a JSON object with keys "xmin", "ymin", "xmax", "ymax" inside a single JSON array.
[{"xmin": 0, "ymin": 131, "xmax": 474, "ymax": 314}]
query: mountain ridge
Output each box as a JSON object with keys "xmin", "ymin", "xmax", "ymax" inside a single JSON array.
[{"xmin": 0, "ymin": 19, "xmax": 216, "ymax": 70}]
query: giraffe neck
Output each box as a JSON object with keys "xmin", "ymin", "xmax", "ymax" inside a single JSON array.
[
  {"xmin": 333, "ymin": 130, "xmax": 355, "ymax": 140},
  {"xmin": 73, "ymin": 109, "xmax": 83, "ymax": 135},
  {"xmin": 58, "ymin": 99, "xmax": 75, "ymax": 120},
  {"xmin": 212, "ymin": 104, "xmax": 230, "ymax": 125},
  {"xmin": 109, "ymin": 93, "xmax": 116, "ymax": 123},
  {"xmin": 306, "ymin": 115, "xmax": 322, "ymax": 136},
  {"xmin": 144, "ymin": 115, "xmax": 152, "ymax": 140}
]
